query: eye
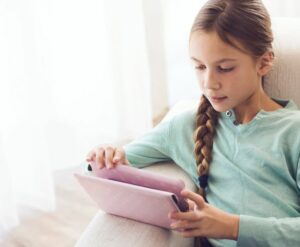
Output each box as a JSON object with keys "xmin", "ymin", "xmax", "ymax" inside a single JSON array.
[
  {"xmin": 217, "ymin": 66, "xmax": 234, "ymax": 73},
  {"xmin": 194, "ymin": 64, "xmax": 206, "ymax": 70}
]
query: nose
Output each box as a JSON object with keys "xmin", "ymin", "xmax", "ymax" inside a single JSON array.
[{"xmin": 203, "ymin": 70, "xmax": 221, "ymax": 90}]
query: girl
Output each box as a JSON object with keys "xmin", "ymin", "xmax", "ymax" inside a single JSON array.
[{"xmin": 86, "ymin": 0, "xmax": 300, "ymax": 246}]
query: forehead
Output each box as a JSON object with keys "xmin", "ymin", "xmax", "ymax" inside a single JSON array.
[{"xmin": 189, "ymin": 31, "xmax": 248, "ymax": 63}]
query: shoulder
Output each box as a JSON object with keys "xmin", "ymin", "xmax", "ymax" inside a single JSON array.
[
  {"xmin": 276, "ymin": 108, "xmax": 300, "ymax": 128},
  {"xmin": 157, "ymin": 109, "xmax": 197, "ymax": 139},
  {"xmin": 170, "ymin": 109, "xmax": 197, "ymax": 128},
  {"xmin": 276, "ymin": 99, "xmax": 300, "ymax": 123},
  {"xmin": 145, "ymin": 110, "xmax": 196, "ymax": 138},
  {"xmin": 261, "ymin": 99, "xmax": 300, "ymax": 129},
  {"xmin": 271, "ymin": 108, "xmax": 300, "ymax": 155}
]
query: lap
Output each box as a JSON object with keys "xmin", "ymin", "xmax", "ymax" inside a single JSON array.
[{"xmin": 75, "ymin": 211, "xmax": 195, "ymax": 247}]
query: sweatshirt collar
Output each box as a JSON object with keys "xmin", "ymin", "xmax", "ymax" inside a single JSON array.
[{"xmin": 220, "ymin": 98, "xmax": 297, "ymax": 132}]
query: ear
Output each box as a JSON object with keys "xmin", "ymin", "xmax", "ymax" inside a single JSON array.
[{"xmin": 257, "ymin": 51, "xmax": 274, "ymax": 76}]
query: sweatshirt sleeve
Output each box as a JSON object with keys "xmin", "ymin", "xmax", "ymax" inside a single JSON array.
[
  {"xmin": 123, "ymin": 119, "xmax": 173, "ymax": 168},
  {"xmin": 236, "ymin": 215, "xmax": 300, "ymax": 246},
  {"xmin": 237, "ymin": 156, "xmax": 300, "ymax": 247}
]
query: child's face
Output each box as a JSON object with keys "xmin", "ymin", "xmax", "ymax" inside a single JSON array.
[{"xmin": 189, "ymin": 31, "xmax": 262, "ymax": 113}]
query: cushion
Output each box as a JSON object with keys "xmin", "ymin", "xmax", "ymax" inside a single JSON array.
[{"xmin": 264, "ymin": 18, "xmax": 300, "ymax": 107}]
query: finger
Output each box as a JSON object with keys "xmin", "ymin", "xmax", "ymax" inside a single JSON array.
[
  {"xmin": 187, "ymin": 199, "xmax": 196, "ymax": 211},
  {"xmin": 169, "ymin": 211, "xmax": 200, "ymax": 222},
  {"xmin": 170, "ymin": 220, "xmax": 200, "ymax": 231},
  {"xmin": 181, "ymin": 190, "xmax": 205, "ymax": 209},
  {"xmin": 113, "ymin": 148, "xmax": 125, "ymax": 164},
  {"xmin": 104, "ymin": 146, "xmax": 115, "ymax": 169},
  {"xmin": 86, "ymin": 150, "xmax": 96, "ymax": 162},
  {"xmin": 95, "ymin": 147, "xmax": 105, "ymax": 169}
]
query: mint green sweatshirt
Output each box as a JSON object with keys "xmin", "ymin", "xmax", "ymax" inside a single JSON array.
[{"xmin": 123, "ymin": 99, "xmax": 300, "ymax": 247}]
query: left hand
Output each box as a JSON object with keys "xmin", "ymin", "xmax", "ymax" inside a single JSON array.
[{"xmin": 168, "ymin": 189, "xmax": 240, "ymax": 240}]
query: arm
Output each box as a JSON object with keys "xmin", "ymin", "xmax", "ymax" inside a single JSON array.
[
  {"xmin": 237, "ymin": 215, "xmax": 300, "ymax": 247},
  {"xmin": 123, "ymin": 119, "xmax": 173, "ymax": 168},
  {"xmin": 237, "ymin": 155, "xmax": 300, "ymax": 247},
  {"xmin": 169, "ymin": 190, "xmax": 300, "ymax": 247}
]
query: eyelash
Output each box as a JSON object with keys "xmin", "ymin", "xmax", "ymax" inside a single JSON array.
[{"xmin": 194, "ymin": 65, "xmax": 234, "ymax": 73}]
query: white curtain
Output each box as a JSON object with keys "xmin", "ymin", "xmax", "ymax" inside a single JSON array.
[{"xmin": 0, "ymin": 0, "xmax": 152, "ymax": 238}]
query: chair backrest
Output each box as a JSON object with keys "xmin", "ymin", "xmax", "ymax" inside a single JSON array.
[{"xmin": 264, "ymin": 18, "xmax": 300, "ymax": 107}]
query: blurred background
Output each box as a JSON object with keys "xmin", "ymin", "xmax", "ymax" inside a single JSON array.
[{"xmin": 0, "ymin": 0, "xmax": 299, "ymax": 246}]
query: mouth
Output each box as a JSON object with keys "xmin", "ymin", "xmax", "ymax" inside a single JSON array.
[{"xmin": 209, "ymin": 96, "xmax": 228, "ymax": 103}]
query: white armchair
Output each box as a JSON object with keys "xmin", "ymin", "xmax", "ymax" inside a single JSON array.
[{"xmin": 75, "ymin": 18, "xmax": 300, "ymax": 247}]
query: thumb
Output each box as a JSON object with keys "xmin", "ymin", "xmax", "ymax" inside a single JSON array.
[
  {"xmin": 180, "ymin": 190, "xmax": 205, "ymax": 209},
  {"xmin": 186, "ymin": 199, "xmax": 196, "ymax": 211}
]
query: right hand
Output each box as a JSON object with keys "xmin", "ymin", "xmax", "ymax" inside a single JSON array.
[{"xmin": 86, "ymin": 144, "xmax": 130, "ymax": 169}]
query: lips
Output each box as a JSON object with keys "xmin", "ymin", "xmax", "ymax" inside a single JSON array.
[
  {"xmin": 210, "ymin": 96, "xmax": 227, "ymax": 100},
  {"xmin": 209, "ymin": 96, "xmax": 228, "ymax": 103}
]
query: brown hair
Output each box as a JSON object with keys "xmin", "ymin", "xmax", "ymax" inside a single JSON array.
[{"xmin": 191, "ymin": 0, "xmax": 274, "ymax": 197}]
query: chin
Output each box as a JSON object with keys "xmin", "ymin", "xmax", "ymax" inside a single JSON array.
[
  {"xmin": 206, "ymin": 96, "xmax": 232, "ymax": 113},
  {"xmin": 210, "ymin": 104, "xmax": 231, "ymax": 113}
]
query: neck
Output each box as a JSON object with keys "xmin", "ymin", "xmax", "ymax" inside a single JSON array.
[{"xmin": 233, "ymin": 89, "xmax": 282, "ymax": 124}]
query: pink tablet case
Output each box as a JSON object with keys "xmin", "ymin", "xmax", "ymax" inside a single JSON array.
[{"xmin": 74, "ymin": 164, "xmax": 188, "ymax": 229}]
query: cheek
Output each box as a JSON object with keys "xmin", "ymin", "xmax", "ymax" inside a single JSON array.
[
  {"xmin": 195, "ymin": 73, "xmax": 205, "ymax": 88},
  {"xmin": 226, "ymin": 69, "xmax": 253, "ymax": 87},
  {"xmin": 229, "ymin": 71, "xmax": 258, "ymax": 98}
]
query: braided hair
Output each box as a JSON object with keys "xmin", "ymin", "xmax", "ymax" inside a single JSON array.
[
  {"xmin": 190, "ymin": 0, "xmax": 273, "ymax": 198},
  {"xmin": 193, "ymin": 95, "xmax": 219, "ymax": 197}
]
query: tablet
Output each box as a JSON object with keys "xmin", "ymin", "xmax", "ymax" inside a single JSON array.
[{"xmin": 74, "ymin": 164, "xmax": 188, "ymax": 229}]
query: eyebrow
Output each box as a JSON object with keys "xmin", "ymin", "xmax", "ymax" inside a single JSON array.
[{"xmin": 191, "ymin": 57, "xmax": 237, "ymax": 64}]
